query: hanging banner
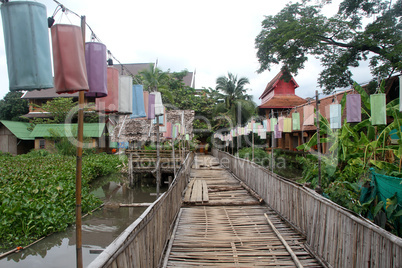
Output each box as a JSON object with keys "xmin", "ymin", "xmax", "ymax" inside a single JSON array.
[
  {"xmin": 346, "ymin": 94, "xmax": 362, "ymax": 123},
  {"xmin": 85, "ymin": 42, "xmax": 107, "ymax": 98},
  {"xmin": 163, "ymin": 122, "xmax": 172, "ymax": 139},
  {"xmin": 143, "ymin": 91, "xmax": 149, "ymax": 118},
  {"xmin": 148, "ymin": 93, "xmax": 155, "ymax": 119},
  {"xmin": 253, "ymin": 123, "xmax": 260, "ymax": 133},
  {"xmin": 303, "ymin": 105, "xmax": 315, "ymax": 125},
  {"xmin": 330, "ymin": 104, "xmax": 342, "ymax": 129},
  {"xmin": 96, "ymin": 67, "xmax": 118, "ymax": 112},
  {"xmin": 118, "ymin": 75, "xmax": 133, "ymax": 114},
  {"xmin": 1, "ymin": 1, "xmax": 53, "ymax": 91},
  {"xmin": 274, "ymin": 124, "xmax": 282, "ymax": 139},
  {"xmin": 283, "ymin": 118, "xmax": 292, "ymax": 133},
  {"xmin": 130, "ymin": 85, "xmax": 146, "ymax": 118},
  {"xmin": 150, "ymin": 92, "xmax": 164, "ymax": 115},
  {"xmin": 270, "ymin": 118, "xmax": 277, "ymax": 132},
  {"xmin": 292, "ymin": 113, "xmax": 300, "ymax": 130},
  {"xmin": 371, "ymin": 94, "xmax": 387, "ymax": 125},
  {"xmin": 278, "ymin": 116, "xmax": 284, "ymax": 132},
  {"xmin": 52, "ymin": 24, "xmax": 89, "ymax": 94}
]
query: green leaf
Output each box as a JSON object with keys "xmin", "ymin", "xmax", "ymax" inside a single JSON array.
[{"xmin": 374, "ymin": 201, "xmax": 385, "ymax": 217}]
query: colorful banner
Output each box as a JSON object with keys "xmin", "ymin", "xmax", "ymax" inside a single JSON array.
[
  {"xmin": 330, "ymin": 104, "xmax": 342, "ymax": 129},
  {"xmin": 346, "ymin": 94, "xmax": 362, "ymax": 123},
  {"xmin": 371, "ymin": 94, "xmax": 387, "ymax": 125},
  {"xmin": 303, "ymin": 105, "xmax": 315, "ymax": 125},
  {"xmin": 283, "ymin": 118, "xmax": 292, "ymax": 133},
  {"xmin": 292, "ymin": 113, "xmax": 300, "ymax": 130}
]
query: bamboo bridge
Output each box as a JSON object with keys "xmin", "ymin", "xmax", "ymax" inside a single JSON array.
[{"xmin": 89, "ymin": 150, "xmax": 402, "ymax": 267}]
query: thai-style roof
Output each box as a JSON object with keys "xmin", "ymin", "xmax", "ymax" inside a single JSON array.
[
  {"xmin": 259, "ymin": 70, "xmax": 299, "ymax": 100},
  {"xmin": 30, "ymin": 123, "xmax": 106, "ymax": 138},
  {"xmin": 0, "ymin": 120, "xmax": 33, "ymax": 140},
  {"xmin": 258, "ymin": 95, "xmax": 307, "ymax": 109}
]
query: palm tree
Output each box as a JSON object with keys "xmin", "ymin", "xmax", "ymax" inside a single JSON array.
[
  {"xmin": 139, "ymin": 63, "xmax": 173, "ymax": 102},
  {"xmin": 139, "ymin": 63, "xmax": 170, "ymax": 92},
  {"xmin": 214, "ymin": 73, "xmax": 256, "ymax": 126}
]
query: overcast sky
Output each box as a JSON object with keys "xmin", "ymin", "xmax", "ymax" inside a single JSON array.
[{"xmin": 0, "ymin": 0, "xmax": 372, "ymax": 104}]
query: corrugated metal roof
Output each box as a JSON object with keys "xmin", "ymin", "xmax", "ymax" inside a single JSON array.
[
  {"xmin": 30, "ymin": 123, "xmax": 106, "ymax": 138},
  {"xmin": 0, "ymin": 120, "xmax": 33, "ymax": 140}
]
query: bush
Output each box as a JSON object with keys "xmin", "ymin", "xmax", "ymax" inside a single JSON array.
[{"xmin": 238, "ymin": 147, "xmax": 270, "ymax": 167}]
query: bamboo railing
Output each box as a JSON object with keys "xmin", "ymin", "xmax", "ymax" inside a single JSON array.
[
  {"xmin": 88, "ymin": 152, "xmax": 194, "ymax": 268},
  {"xmin": 213, "ymin": 149, "xmax": 402, "ymax": 268}
]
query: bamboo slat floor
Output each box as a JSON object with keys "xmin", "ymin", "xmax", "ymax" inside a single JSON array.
[{"xmin": 163, "ymin": 154, "xmax": 322, "ymax": 267}]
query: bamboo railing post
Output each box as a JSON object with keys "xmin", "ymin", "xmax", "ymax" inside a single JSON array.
[
  {"xmin": 271, "ymin": 109, "xmax": 274, "ymax": 172},
  {"xmin": 315, "ymin": 90, "xmax": 322, "ymax": 192},
  {"xmin": 75, "ymin": 15, "xmax": 86, "ymax": 268},
  {"xmin": 156, "ymin": 116, "xmax": 161, "ymax": 198}
]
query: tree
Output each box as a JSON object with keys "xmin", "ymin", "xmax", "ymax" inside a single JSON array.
[
  {"xmin": 0, "ymin": 91, "xmax": 29, "ymax": 121},
  {"xmin": 138, "ymin": 63, "xmax": 170, "ymax": 92},
  {"xmin": 214, "ymin": 73, "xmax": 256, "ymax": 127},
  {"xmin": 30, "ymin": 97, "xmax": 98, "ymax": 127},
  {"xmin": 255, "ymin": 0, "xmax": 402, "ymax": 94}
]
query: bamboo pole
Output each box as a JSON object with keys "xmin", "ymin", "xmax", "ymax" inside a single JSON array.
[
  {"xmin": 264, "ymin": 213, "xmax": 304, "ymax": 268},
  {"xmin": 252, "ymin": 130, "xmax": 254, "ymax": 161},
  {"xmin": 75, "ymin": 15, "xmax": 86, "ymax": 268},
  {"xmin": 315, "ymin": 90, "xmax": 322, "ymax": 190},
  {"xmin": 172, "ymin": 139, "xmax": 176, "ymax": 175},
  {"xmin": 156, "ymin": 116, "xmax": 161, "ymax": 198},
  {"xmin": 271, "ymin": 109, "xmax": 274, "ymax": 172}
]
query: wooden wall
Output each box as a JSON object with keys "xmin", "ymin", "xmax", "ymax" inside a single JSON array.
[
  {"xmin": 0, "ymin": 125, "xmax": 17, "ymax": 155},
  {"xmin": 213, "ymin": 149, "xmax": 402, "ymax": 268},
  {"xmin": 88, "ymin": 152, "xmax": 194, "ymax": 268}
]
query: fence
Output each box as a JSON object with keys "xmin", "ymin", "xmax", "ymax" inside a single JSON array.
[
  {"xmin": 88, "ymin": 152, "xmax": 194, "ymax": 268},
  {"xmin": 213, "ymin": 149, "xmax": 402, "ymax": 267}
]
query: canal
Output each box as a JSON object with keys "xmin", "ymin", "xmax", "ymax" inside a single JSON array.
[{"xmin": 0, "ymin": 173, "xmax": 164, "ymax": 267}]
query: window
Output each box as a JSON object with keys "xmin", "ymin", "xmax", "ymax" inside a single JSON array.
[{"xmin": 39, "ymin": 139, "xmax": 45, "ymax": 149}]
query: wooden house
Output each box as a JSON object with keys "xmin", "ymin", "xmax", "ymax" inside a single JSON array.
[
  {"xmin": 29, "ymin": 123, "xmax": 108, "ymax": 151},
  {"xmin": 0, "ymin": 120, "xmax": 34, "ymax": 155},
  {"xmin": 258, "ymin": 70, "xmax": 307, "ymax": 150},
  {"xmin": 259, "ymin": 72, "xmax": 401, "ymax": 153}
]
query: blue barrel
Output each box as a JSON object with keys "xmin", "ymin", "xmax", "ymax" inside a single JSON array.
[{"xmin": 1, "ymin": 1, "xmax": 53, "ymax": 91}]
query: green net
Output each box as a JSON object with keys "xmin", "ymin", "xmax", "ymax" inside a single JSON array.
[{"xmin": 360, "ymin": 168, "xmax": 402, "ymax": 207}]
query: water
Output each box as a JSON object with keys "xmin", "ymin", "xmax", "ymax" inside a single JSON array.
[{"xmin": 0, "ymin": 173, "xmax": 163, "ymax": 268}]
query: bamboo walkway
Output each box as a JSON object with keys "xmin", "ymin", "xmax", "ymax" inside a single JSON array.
[{"xmin": 163, "ymin": 154, "xmax": 322, "ymax": 267}]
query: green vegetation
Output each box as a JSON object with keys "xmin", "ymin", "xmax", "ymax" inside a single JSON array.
[
  {"xmin": 296, "ymin": 82, "xmax": 402, "ymax": 236},
  {"xmin": 0, "ymin": 91, "xmax": 29, "ymax": 122},
  {"xmin": 238, "ymin": 147, "xmax": 270, "ymax": 167},
  {"xmin": 0, "ymin": 152, "xmax": 124, "ymax": 250}
]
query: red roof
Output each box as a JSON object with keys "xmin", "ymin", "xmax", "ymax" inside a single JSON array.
[
  {"xmin": 259, "ymin": 94, "xmax": 307, "ymax": 109},
  {"xmin": 259, "ymin": 70, "xmax": 299, "ymax": 100}
]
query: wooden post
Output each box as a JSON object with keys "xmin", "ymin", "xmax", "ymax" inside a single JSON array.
[
  {"xmin": 75, "ymin": 15, "xmax": 86, "ymax": 268},
  {"xmin": 168, "ymin": 175, "xmax": 172, "ymax": 187},
  {"xmin": 316, "ymin": 90, "xmax": 322, "ymax": 191},
  {"xmin": 128, "ymin": 152, "xmax": 133, "ymax": 188},
  {"xmin": 172, "ymin": 139, "xmax": 176, "ymax": 175},
  {"xmin": 252, "ymin": 131, "xmax": 254, "ymax": 161},
  {"xmin": 271, "ymin": 109, "xmax": 274, "ymax": 172},
  {"xmin": 156, "ymin": 116, "xmax": 161, "ymax": 198}
]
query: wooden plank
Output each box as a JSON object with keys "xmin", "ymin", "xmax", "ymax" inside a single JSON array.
[
  {"xmin": 183, "ymin": 179, "xmax": 195, "ymax": 202},
  {"xmin": 201, "ymin": 180, "xmax": 209, "ymax": 202}
]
